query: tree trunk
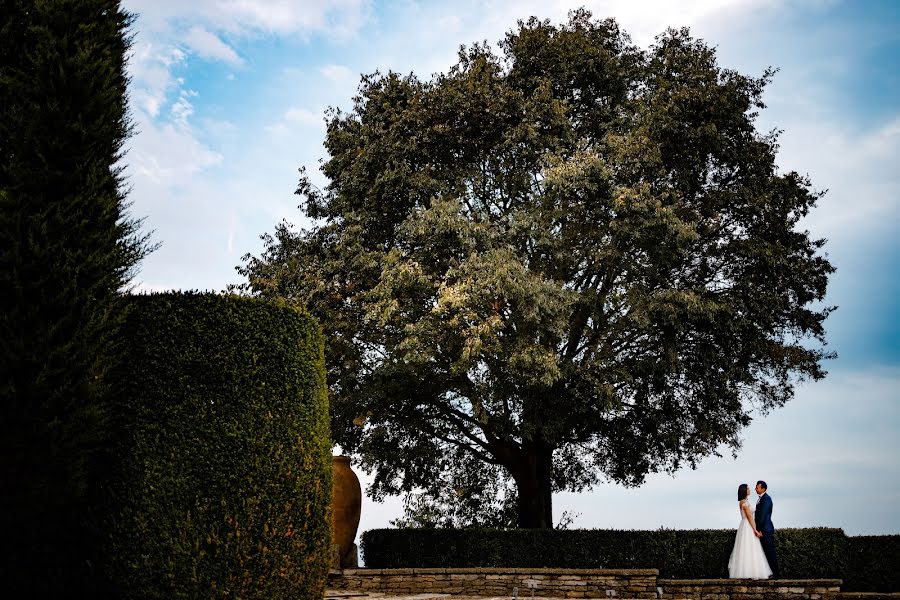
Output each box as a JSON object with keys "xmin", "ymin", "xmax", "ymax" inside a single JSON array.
[{"xmin": 509, "ymin": 439, "xmax": 554, "ymax": 529}]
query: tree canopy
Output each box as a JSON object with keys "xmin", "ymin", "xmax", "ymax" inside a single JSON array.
[{"xmin": 237, "ymin": 9, "xmax": 834, "ymax": 528}]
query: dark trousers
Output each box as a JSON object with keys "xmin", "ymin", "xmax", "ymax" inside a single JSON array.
[{"xmin": 761, "ymin": 532, "xmax": 780, "ymax": 578}]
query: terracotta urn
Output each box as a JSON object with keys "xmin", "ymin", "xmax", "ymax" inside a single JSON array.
[{"xmin": 331, "ymin": 455, "xmax": 361, "ymax": 566}]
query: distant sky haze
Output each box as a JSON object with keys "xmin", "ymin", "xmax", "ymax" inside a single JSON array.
[{"xmin": 119, "ymin": 0, "xmax": 900, "ymax": 544}]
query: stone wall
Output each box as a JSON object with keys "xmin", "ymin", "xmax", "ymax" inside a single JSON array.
[
  {"xmin": 331, "ymin": 568, "xmax": 660, "ymax": 598},
  {"xmin": 328, "ymin": 569, "xmax": 846, "ymax": 600},
  {"xmin": 657, "ymin": 578, "xmax": 841, "ymax": 600},
  {"xmin": 832, "ymin": 594, "xmax": 900, "ymax": 600}
]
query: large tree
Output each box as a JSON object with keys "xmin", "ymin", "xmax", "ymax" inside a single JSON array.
[
  {"xmin": 237, "ymin": 10, "xmax": 834, "ymax": 528},
  {"xmin": 0, "ymin": 0, "xmax": 151, "ymax": 592}
]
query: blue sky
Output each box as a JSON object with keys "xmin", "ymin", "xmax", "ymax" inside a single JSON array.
[{"xmin": 120, "ymin": 0, "xmax": 900, "ymax": 542}]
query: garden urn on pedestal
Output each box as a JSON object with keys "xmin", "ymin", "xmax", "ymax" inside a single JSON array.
[{"xmin": 331, "ymin": 455, "xmax": 361, "ymax": 569}]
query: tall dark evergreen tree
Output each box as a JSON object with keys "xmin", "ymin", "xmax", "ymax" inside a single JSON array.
[{"xmin": 0, "ymin": 0, "xmax": 151, "ymax": 593}]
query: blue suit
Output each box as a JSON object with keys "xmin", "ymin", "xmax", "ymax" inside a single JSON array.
[{"xmin": 754, "ymin": 493, "xmax": 779, "ymax": 577}]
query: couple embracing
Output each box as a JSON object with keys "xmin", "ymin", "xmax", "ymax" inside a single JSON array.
[{"xmin": 728, "ymin": 481, "xmax": 780, "ymax": 579}]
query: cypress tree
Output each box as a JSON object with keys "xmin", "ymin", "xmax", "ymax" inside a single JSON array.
[{"xmin": 0, "ymin": 0, "xmax": 151, "ymax": 593}]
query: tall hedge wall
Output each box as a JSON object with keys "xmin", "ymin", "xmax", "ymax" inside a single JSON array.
[
  {"xmin": 361, "ymin": 527, "xmax": 851, "ymax": 580},
  {"xmin": 105, "ymin": 292, "xmax": 331, "ymax": 600}
]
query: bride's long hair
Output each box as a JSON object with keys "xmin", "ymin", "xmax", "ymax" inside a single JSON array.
[{"xmin": 738, "ymin": 483, "xmax": 749, "ymax": 501}]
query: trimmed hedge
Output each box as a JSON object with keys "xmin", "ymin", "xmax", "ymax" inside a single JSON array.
[
  {"xmin": 105, "ymin": 292, "xmax": 331, "ymax": 600},
  {"xmin": 845, "ymin": 535, "xmax": 900, "ymax": 592},
  {"xmin": 361, "ymin": 527, "xmax": 851, "ymax": 580}
]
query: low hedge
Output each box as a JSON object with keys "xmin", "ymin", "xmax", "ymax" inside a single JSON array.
[
  {"xmin": 105, "ymin": 292, "xmax": 331, "ymax": 600},
  {"xmin": 361, "ymin": 527, "xmax": 850, "ymax": 580},
  {"xmin": 845, "ymin": 535, "xmax": 900, "ymax": 592}
]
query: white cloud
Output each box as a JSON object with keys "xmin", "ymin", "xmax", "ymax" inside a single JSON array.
[
  {"xmin": 125, "ymin": 73, "xmax": 219, "ymax": 189},
  {"xmin": 127, "ymin": 42, "xmax": 186, "ymax": 119},
  {"xmin": 320, "ymin": 63, "xmax": 354, "ymax": 83},
  {"xmin": 118, "ymin": 2, "xmax": 376, "ymax": 278},
  {"xmin": 128, "ymin": 120, "xmax": 223, "ymax": 185},
  {"xmin": 123, "ymin": 0, "xmax": 373, "ymax": 38},
  {"xmin": 284, "ymin": 106, "xmax": 324, "ymax": 126},
  {"xmin": 779, "ymin": 112, "xmax": 900, "ymax": 240},
  {"xmin": 265, "ymin": 106, "xmax": 326, "ymax": 134},
  {"xmin": 169, "ymin": 97, "xmax": 193, "ymax": 126},
  {"xmin": 608, "ymin": 0, "xmax": 778, "ymax": 43},
  {"xmin": 380, "ymin": 0, "xmax": 774, "ymax": 57},
  {"xmin": 199, "ymin": 118, "xmax": 239, "ymax": 144},
  {"xmin": 169, "ymin": 89, "xmax": 199, "ymax": 127},
  {"xmin": 183, "ymin": 25, "xmax": 243, "ymax": 65},
  {"xmin": 212, "ymin": 0, "xmax": 371, "ymax": 37},
  {"xmin": 263, "ymin": 123, "xmax": 287, "ymax": 135}
]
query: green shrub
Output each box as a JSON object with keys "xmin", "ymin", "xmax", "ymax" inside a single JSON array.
[
  {"xmin": 844, "ymin": 535, "xmax": 900, "ymax": 592},
  {"xmin": 105, "ymin": 292, "xmax": 331, "ymax": 600},
  {"xmin": 778, "ymin": 527, "xmax": 848, "ymax": 580},
  {"xmin": 361, "ymin": 527, "xmax": 848, "ymax": 579},
  {"xmin": 362, "ymin": 527, "xmax": 900, "ymax": 590}
]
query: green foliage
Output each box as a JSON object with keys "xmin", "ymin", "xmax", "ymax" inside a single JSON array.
[
  {"xmin": 777, "ymin": 527, "xmax": 849, "ymax": 581},
  {"xmin": 389, "ymin": 447, "xmax": 519, "ymax": 528},
  {"xmin": 237, "ymin": 9, "xmax": 835, "ymax": 528},
  {"xmin": 361, "ymin": 527, "xmax": 849, "ymax": 580},
  {"xmin": 105, "ymin": 293, "xmax": 331, "ymax": 600},
  {"xmin": 362, "ymin": 528, "xmax": 898, "ymax": 590},
  {"xmin": 844, "ymin": 535, "xmax": 900, "ymax": 592},
  {"xmin": 0, "ymin": 0, "xmax": 151, "ymax": 594}
]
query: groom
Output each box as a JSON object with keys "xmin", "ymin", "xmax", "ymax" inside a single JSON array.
[{"xmin": 754, "ymin": 480, "xmax": 780, "ymax": 578}]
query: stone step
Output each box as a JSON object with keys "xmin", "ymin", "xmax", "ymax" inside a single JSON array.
[
  {"xmin": 327, "ymin": 595, "xmax": 642, "ymax": 600},
  {"xmin": 327, "ymin": 592, "xmax": 452, "ymax": 600}
]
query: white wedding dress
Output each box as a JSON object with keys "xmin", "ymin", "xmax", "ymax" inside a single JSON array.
[{"xmin": 727, "ymin": 498, "xmax": 773, "ymax": 579}]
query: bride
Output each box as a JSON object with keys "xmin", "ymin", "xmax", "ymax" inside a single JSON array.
[{"xmin": 728, "ymin": 483, "xmax": 773, "ymax": 579}]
